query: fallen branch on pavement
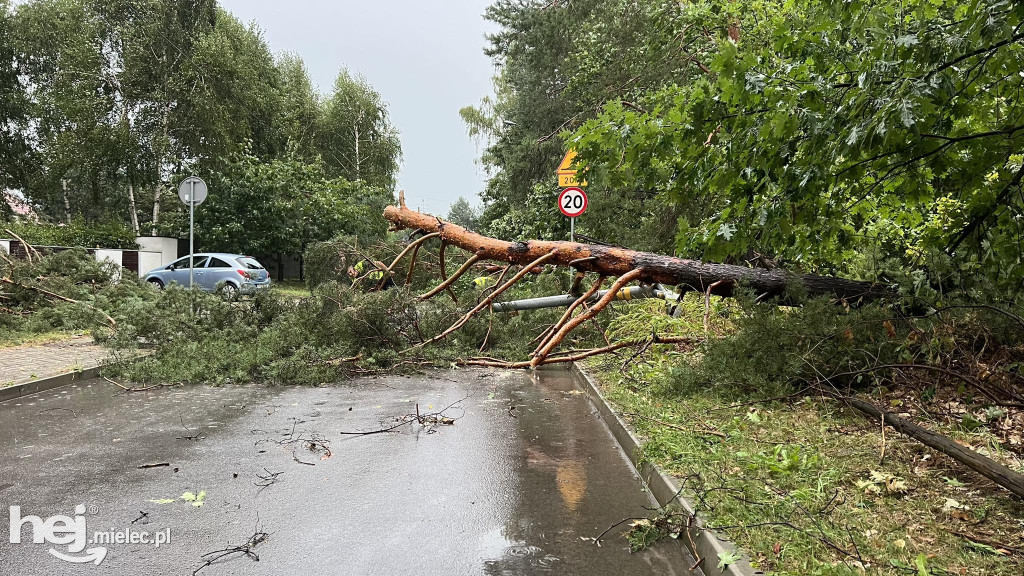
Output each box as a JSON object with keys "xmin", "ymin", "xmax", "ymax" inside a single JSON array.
[
  {"xmin": 192, "ymin": 522, "xmax": 269, "ymax": 576},
  {"xmin": 460, "ymin": 335, "xmax": 692, "ymax": 369},
  {"xmin": 338, "ymin": 394, "xmax": 469, "ymax": 436},
  {"xmin": 104, "ymin": 376, "xmax": 171, "ymax": 393}
]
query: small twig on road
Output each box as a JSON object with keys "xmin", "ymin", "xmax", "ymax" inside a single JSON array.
[
  {"xmin": 176, "ymin": 414, "xmax": 205, "ymax": 441},
  {"xmin": 137, "ymin": 462, "xmax": 170, "ymax": 469},
  {"xmin": 593, "ymin": 516, "xmax": 649, "ymax": 547},
  {"xmin": 131, "ymin": 511, "xmax": 149, "ymax": 525},
  {"xmin": 192, "ymin": 518, "xmax": 269, "ymax": 576},
  {"xmin": 255, "ymin": 468, "xmax": 284, "ymax": 490},
  {"xmin": 104, "ymin": 376, "xmax": 171, "ymax": 393},
  {"xmin": 338, "ymin": 394, "xmax": 470, "ymax": 436}
]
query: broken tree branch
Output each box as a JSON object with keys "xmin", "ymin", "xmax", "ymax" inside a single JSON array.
[
  {"xmin": 462, "ymin": 335, "xmax": 692, "ymax": 368},
  {"xmin": 376, "ymin": 231, "xmax": 440, "ymax": 289},
  {"xmin": 534, "ymin": 275, "xmax": 606, "ymax": 355},
  {"xmin": 533, "ymin": 269, "xmax": 644, "ymax": 368},
  {"xmin": 843, "ymin": 396, "xmax": 1024, "ymax": 499},
  {"xmin": 411, "ymin": 250, "xmax": 558, "ymax": 350},
  {"xmin": 4, "ymin": 228, "xmax": 38, "ymax": 264},
  {"xmin": 437, "ymin": 241, "xmax": 458, "ymax": 304},
  {"xmin": 420, "ymin": 253, "xmax": 480, "ymax": 300},
  {"xmin": 2, "ymin": 277, "xmax": 116, "ymax": 329},
  {"xmin": 383, "ymin": 204, "xmax": 891, "ymax": 303}
]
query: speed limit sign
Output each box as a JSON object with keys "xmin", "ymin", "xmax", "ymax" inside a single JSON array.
[{"xmin": 558, "ymin": 187, "xmax": 588, "ymax": 218}]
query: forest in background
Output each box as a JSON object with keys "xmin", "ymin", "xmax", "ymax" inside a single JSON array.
[{"xmin": 0, "ymin": 0, "xmax": 400, "ymax": 253}]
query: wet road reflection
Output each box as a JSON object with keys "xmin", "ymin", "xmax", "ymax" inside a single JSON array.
[{"xmin": 0, "ymin": 368, "xmax": 698, "ymax": 575}]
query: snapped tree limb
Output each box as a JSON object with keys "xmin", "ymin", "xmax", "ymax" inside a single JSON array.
[{"xmin": 384, "ymin": 195, "xmax": 890, "ymax": 303}]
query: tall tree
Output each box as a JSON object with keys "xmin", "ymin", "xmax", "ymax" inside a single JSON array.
[
  {"xmin": 464, "ymin": 0, "xmax": 690, "ymax": 251},
  {"xmin": 318, "ymin": 68, "xmax": 401, "ymax": 190},
  {"xmin": 275, "ymin": 52, "xmax": 320, "ymax": 161},
  {"xmin": 0, "ymin": 0, "xmax": 27, "ymax": 193},
  {"xmin": 115, "ymin": 0, "xmax": 218, "ymax": 235}
]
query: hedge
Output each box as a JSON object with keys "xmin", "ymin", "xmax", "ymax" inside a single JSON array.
[{"xmin": 2, "ymin": 220, "xmax": 138, "ymax": 249}]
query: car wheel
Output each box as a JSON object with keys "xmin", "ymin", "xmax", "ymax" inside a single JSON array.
[
  {"xmin": 219, "ymin": 283, "xmax": 239, "ymax": 301},
  {"xmin": 147, "ymin": 279, "xmax": 164, "ymax": 290}
]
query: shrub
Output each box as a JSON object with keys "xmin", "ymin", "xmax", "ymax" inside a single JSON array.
[{"xmin": 4, "ymin": 219, "xmax": 138, "ymax": 249}]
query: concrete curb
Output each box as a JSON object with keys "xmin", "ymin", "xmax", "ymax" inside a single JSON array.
[
  {"xmin": 569, "ymin": 363, "xmax": 763, "ymax": 576},
  {"xmin": 0, "ymin": 365, "xmax": 102, "ymax": 403}
]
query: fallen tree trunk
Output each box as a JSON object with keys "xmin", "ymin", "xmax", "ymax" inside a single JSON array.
[
  {"xmin": 383, "ymin": 196, "xmax": 890, "ymax": 303},
  {"xmin": 845, "ymin": 396, "xmax": 1024, "ymax": 499}
]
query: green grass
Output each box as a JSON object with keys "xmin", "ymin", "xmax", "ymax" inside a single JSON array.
[
  {"xmin": 271, "ymin": 280, "xmax": 311, "ymax": 299},
  {"xmin": 583, "ymin": 353, "xmax": 1024, "ymax": 575},
  {"xmin": 0, "ymin": 329, "xmax": 87, "ymax": 349}
]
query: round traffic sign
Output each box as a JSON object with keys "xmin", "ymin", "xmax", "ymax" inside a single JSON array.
[
  {"xmin": 178, "ymin": 176, "xmax": 208, "ymax": 206},
  {"xmin": 558, "ymin": 187, "xmax": 588, "ymax": 218}
]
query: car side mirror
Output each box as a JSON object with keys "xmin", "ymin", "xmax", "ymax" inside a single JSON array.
[{"xmin": 167, "ymin": 264, "xmax": 176, "ymax": 270}]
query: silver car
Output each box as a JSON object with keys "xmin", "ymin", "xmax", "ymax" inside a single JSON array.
[{"xmin": 143, "ymin": 253, "xmax": 271, "ymax": 298}]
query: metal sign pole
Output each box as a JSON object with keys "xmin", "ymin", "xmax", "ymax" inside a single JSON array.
[
  {"xmin": 570, "ymin": 217, "xmax": 575, "ymax": 243},
  {"xmin": 189, "ymin": 179, "xmax": 195, "ymax": 289},
  {"xmin": 176, "ymin": 176, "xmax": 207, "ymax": 294}
]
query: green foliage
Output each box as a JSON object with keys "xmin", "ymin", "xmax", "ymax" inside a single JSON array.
[
  {"xmin": 0, "ymin": 248, "xmax": 136, "ymax": 337},
  {"xmin": 317, "ymin": 68, "xmax": 402, "ymax": 190},
  {"xmin": 198, "ymin": 150, "xmax": 389, "ymax": 256},
  {"xmin": 303, "ymin": 237, "xmax": 357, "ymax": 291},
  {"xmin": 93, "ymin": 236, "xmax": 602, "ymax": 385},
  {"xmin": 569, "ymin": 0, "xmax": 1024, "ymax": 291},
  {"xmin": 3, "ymin": 219, "xmax": 137, "ymax": 248},
  {"xmin": 665, "ymin": 292, "xmax": 1024, "ymax": 403},
  {"xmin": 4, "ymin": 0, "xmax": 400, "ymax": 241},
  {"xmin": 465, "ymin": 0, "xmax": 700, "ymax": 252}
]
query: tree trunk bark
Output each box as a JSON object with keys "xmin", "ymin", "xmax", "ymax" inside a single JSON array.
[
  {"xmin": 127, "ymin": 180, "xmax": 139, "ymax": 236},
  {"xmin": 61, "ymin": 179, "xmax": 72, "ymax": 223},
  {"xmin": 151, "ymin": 182, "xmax": 161, "ymax": 236},
  {"xmin": 151, "ymin": 105, "xmax": 170, "ymax": 236},
  {"xmin": 846, "ymin": 397, "xmax": 1024, "ymax": 499},
  {"xmin": 353, "ymin": 123, "xmax": 360, "ymax": 180},
  {"xmin": 383, "ymin": 197, "xmax": 890, "ymax": 303}
]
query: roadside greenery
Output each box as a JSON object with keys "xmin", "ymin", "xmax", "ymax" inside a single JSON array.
[
  {"xmin": 0, "ymin": 0, "xmax": 400, "ymax": 240},
  {"xmin": 593, "ymin": 295, "xmax": 1024, "ymax": 575},
  {"xmin": 0, "ymin": 242, "xmax": 602, "ymax": 385},
  {"xmin": 2, "ymin": 219, "xmax": 138, "ymax": 248}
]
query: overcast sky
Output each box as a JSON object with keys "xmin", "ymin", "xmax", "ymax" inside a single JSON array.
[{"xmin": 219, "ymin": 0, "xmax": 496, "ymax": 215}]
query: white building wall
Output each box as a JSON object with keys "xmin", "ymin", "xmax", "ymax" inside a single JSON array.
[
  {"xmin": 135, "ymin": 236, "xmax": 177, "ymax": 267},
  {"xmin": 138, "ymin": 251, "xmax": 163, "ymax": 278},
  {"xmin": 93, "ymin": 249, "xmax": 123, "ymax": 281}
]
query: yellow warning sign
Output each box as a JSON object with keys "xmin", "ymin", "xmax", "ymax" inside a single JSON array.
[{"xmin": 556, "ymin": 149, "xmax": 586, "ymax": 187}]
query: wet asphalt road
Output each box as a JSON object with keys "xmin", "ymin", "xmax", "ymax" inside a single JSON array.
[{"xmin": 0, "ymin": 368, "xmax": 697, "ymax": 575}]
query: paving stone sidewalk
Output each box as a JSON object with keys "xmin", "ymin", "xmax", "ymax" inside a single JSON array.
[{"xmin": 0, "ymin": 336, "xmax": 108, "ymax": 387}]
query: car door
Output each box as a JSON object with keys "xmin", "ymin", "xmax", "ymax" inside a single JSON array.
[
  {"xmin": 170, "ymin": 255, "xmax": 208, "ymax": 288},
  {"xmin": 203, "ymin": 256, "xmax": 235, "ymax": 291}
]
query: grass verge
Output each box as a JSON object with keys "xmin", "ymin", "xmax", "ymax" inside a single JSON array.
[
  {"xmin": 0, "ymin": 329, "xmax": 87, "ymax": 350},
  {"xmin": 581, "ymin": 353, "xmax": 1024, "ymax": 575},
  {"xmin": 271, "ymin": 280, "xmax": 311, "ymax": 299}
]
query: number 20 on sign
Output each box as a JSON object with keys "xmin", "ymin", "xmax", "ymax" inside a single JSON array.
[{"xmin": 558, "ymin": 187, "xmax": 587, "ymax": 241}]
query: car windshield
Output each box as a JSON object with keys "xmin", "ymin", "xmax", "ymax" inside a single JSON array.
[{"xmin": 237, "ymin": 257, "xmax": 264, "ymax": 270}]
